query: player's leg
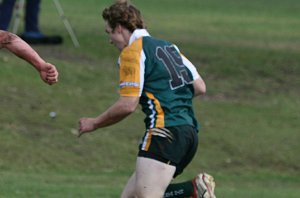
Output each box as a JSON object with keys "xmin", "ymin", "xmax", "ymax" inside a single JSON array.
[
  {"xmin": 163, "ymin": 125, "xmax": 216, "ymax": 198},
  {"xmin": 163, "ymin": 125, "xmax": 198, "ymax": 197},
  {"xmin": 164, "ymin": 180, "xmax": 194, "ymax": 198},
  {"xmin": 135, "ymin": 157, "xmax": 176, "ymax": 198},
  {"xmin": 21, "ymin": 0, "xmax": 62, "ymax": 44},
  {"xmin": 164, "ymin": 173, "xmax": 216, "ymax": 198},
  {"xmin": 192, "ymin": 173, "xmax": 216, "ymax": 198},
  {"xmin": 121, "ymin": 157, "xmax": 176, "ymax": 198},
  {"xmin": 121, "ymin": 172, "xmax": 137, "ymax": 198},
  {"xmin": 24, "ymin": 0, "xmax": 41, "ymax": 33},
  {"xmin": 0, "ymin": 0, "xmax": 16, "ymax": 30}
]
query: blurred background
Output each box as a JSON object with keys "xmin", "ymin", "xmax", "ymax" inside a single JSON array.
[{"xmin": 0, "ymin": 0, "xmax": 299, "ymax": 197}]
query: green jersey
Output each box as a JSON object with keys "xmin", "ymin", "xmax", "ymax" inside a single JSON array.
[{"xmin": 119, "ymin": 29, "xmax": 200, "ymax": 130}]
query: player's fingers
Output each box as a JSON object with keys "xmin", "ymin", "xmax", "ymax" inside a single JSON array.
[
  {"xmin": 45, "ymin": 68, "xmax": 58, "ymax": 83},
  {"xmin": 78, "ymin": 131, "xmax": 83, "ymax": 138},
  {"xmin": 78, "ymin": 119, "xmax": 85, "ymax": 137},
  {"xmin": 46, "ymin": 75, "xmax": 58, "ymax": 80},
  {"xmin": 45, "ymin": 77, "xmax": 58, "ymax": 85},
  {"xmin": 45, "ymin": 62, "xmax": 56, "ymax": 69},
  {"xmin": 46, "ymin": 68, "xmax": 58, "ymax": 75},
  {"xmin": 46, "ymin": 75, "xmax": 58, "ymax": 81},
  {"xmin": 46, "ymin": 69, "xmax": 55, "ymax": 74},
  {"xmin": 45, "ymin": 64, "xmax": 58, "ymax": 75}
]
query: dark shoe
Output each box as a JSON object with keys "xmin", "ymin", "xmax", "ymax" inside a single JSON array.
[{"xmin": 20, "ymin": 32, "xmax": 63, "ymax": 45}]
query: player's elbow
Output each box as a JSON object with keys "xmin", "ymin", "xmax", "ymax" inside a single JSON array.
[
  {"xmin": 193, "ymin": 78, "xmax": 206, "ymax": 96},
  {"xmin": 119, "ymin": 96, "xmax": 139, "ymax": 114},
  {"xmin": 124, "ymin": 104, "xmax": 137, "ymax": 114}
]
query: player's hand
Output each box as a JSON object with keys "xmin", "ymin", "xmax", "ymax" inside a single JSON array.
[
  {"xmin": 78, "ymin": 117, "xmax": 97, "ymax": 137},
  {"xmin": 40, "ymin": 63, "xmax": 59, "ymax": 85}
]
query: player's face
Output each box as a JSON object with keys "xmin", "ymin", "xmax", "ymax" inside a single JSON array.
[{"xmin": 105, "ymin": 22, "xmax": 127, "ymax": 51}]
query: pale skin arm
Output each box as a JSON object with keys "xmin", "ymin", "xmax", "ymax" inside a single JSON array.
[
  {"xmin": 179, "ymin": 53, "xmax": 206, "ymax": 97},
  {"xmin": 193, "ymin": 75, "xmax": 206, "ymax": 97},
  {"xmin": 78, "ymin": 96, "xmax": 140, "ymax": 137},
  {"xmin": 0, "ymin": 30, "xmax": 58, "ymax": 85}
]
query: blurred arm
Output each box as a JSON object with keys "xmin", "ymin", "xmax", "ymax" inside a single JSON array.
[
  {"xmin": 193, "ymin": 76, "xmax": 206, "ymax": 96},
  {"xmin": 0, "ymin": 30, "xmax": 46, "ymax": 70},
  {"xmin": 79, "ymin": 96, "xmax": 140, "ymax": 135},
  {"xmin": 181, "ymin": 54, "xmax": 206, "ymax": 96},
  {"xmin": 0, "ymin": 30, "xmax": 59, "ymax": 85}
]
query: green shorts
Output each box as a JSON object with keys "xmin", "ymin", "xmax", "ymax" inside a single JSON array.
[{"xmin": 138, "ymin": 125, "xmax": 198, "ymax": 178}]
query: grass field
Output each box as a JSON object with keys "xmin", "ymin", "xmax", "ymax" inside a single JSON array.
[{"xmin": 0, "ymin": 0, "xmax": 299, "ymax": 197}]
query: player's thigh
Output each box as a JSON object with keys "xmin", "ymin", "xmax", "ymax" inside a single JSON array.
[
  {"xmin": 121, "ymin": 173, "xmax": 136, "ymax": 198},
  {"xmin": 135, "ymin": 157, "xmax": 176, "ymax": 198}
]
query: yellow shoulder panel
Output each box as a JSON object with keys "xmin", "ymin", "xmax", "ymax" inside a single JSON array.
[{"xmin": 119, "ymin": 38, "xmax": 143, "ymax": 97}]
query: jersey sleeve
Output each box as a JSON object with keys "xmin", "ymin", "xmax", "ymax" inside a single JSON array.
[
  {"xmin": 173, "ymin": 44, "xmax": 200, "ymax": 81},
  {"xmin": 119, "ymin": 38, "xmax": 145, "ymax": 97},
  {"xmin": 181, "ymin": 54, "xmax": 200, "ymax": 81}
]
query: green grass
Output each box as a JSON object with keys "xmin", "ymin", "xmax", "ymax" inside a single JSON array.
[
  {"xmin": 0, "ymin": 0, "xmax": 299, "ymax": 197},
  {"xmin": 0, "ymin": 171, "xmax": 299, "ymax": 198}
]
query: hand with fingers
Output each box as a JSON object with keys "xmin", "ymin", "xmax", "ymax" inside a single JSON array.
[
  {"xmin": 78, "ymin": 117, "xmax": 97, "ymax": 137},
  {"xmin": 39, "ymin": 62, "xmax": 59, "ymax": 85}
]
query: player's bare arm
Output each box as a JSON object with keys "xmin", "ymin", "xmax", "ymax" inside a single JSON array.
[
  {"xmin": 78, "ymin": 96, "xmax": 140, "ymax": 136},
  {"xmin": 193, "ymin": 76, "xmax": 206, "ymax": 97},
  {"xmin": 0, "ymin": 30, "xmax": 14, "ymax": 48},
  {"xmin": 1, "ymin": 30, "xmax": 47, "ymax": 70},
  {"xmin": 0, "ymin": 30, "xmax": 59, "ymax": 85}
]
